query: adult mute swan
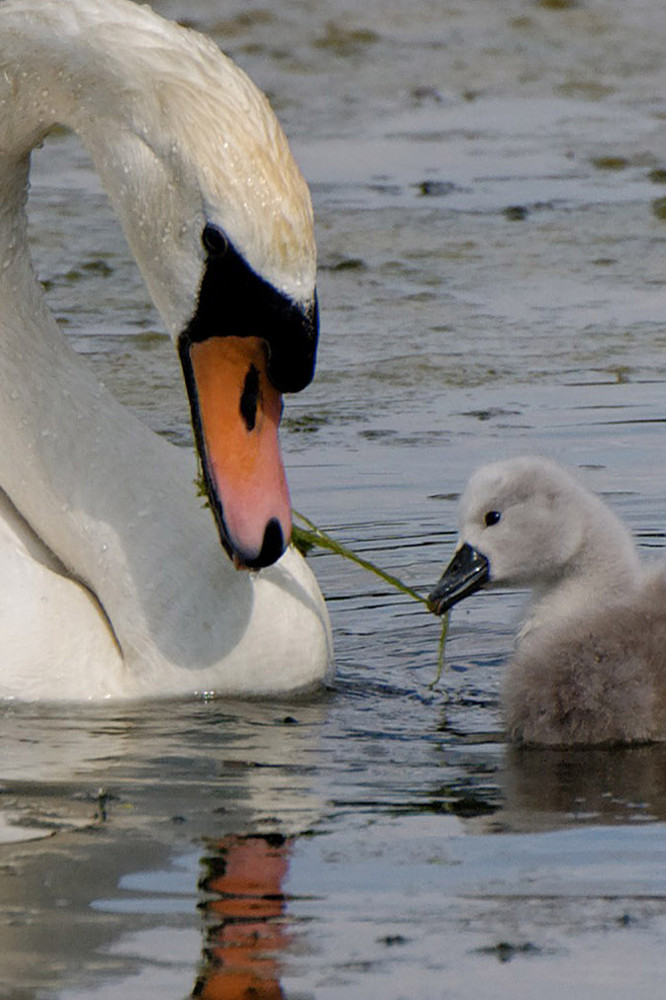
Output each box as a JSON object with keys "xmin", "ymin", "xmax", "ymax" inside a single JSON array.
[
  {"xmin": 428, "ymin": 457, "xmax": 666, "ymax": 746},
  {"xmin": 0, "ymin": 0, "xmax": 333, "ymax": 700}
]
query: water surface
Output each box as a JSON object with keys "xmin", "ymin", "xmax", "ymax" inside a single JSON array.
[{"xmin": 5, "ymin": 0, "xmax": 666, "ymax": 996}]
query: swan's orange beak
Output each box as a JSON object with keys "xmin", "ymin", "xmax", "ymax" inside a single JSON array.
[{"xmin": 184, "ymin": 335, "xmax": 292, "ymax": 569}]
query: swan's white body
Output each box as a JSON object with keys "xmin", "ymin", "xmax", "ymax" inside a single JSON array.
[{"xmin": 0, "ymin": 0, "xmax": 333, "ymax": 700}]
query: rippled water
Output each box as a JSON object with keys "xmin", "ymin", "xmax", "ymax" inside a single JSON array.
[{"xmin": 6, "ymin": 0, "xmax": 666, "ymax": 996}]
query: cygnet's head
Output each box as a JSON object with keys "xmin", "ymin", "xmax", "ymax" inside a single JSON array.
[{"xmin": 428, "ymin": 457, "xmax": 640, "ymax": 616}]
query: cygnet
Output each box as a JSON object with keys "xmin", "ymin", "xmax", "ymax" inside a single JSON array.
[{"xmin": 428, "ymin": 456, "xmax": 666, "ymax": 746}]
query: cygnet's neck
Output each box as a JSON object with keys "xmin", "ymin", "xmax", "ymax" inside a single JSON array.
[{"xmin": 521, "ymin": 500, "xmax": 642, "ymax": 638}]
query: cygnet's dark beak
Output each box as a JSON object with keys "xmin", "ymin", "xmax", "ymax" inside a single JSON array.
[{"xmin": 427, "ymin": 542, "xmax": 490, "ymax": 616}]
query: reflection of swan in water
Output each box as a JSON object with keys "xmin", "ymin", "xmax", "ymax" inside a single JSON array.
[
  {"xmin": 196, "ymin": 833, "xmax": 292, "ymax": 1000},
  {"xmin": 0, "ymin": 0, "xmax": 332, "ymax": 700},
  {"xmin": 4, "ymin": 702, "xmax": 666, "ymax": 995},
  {"xmin": 429, "ymin": 457, "xmax": 666, "ymax": 746},
  {"xmin": 0, "ymin": 698, "xmax": 329, "ymax": 995}
]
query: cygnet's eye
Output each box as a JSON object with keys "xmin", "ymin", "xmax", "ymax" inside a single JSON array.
[
  {"xmin": 202, "ymin": 224, "xmax": 229, "ymax": 257},
  {"xmin": 484, "ymin": 510, "xmax": 501, "ymax": 527}
]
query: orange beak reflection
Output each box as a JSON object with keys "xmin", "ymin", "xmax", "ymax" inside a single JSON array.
[{"xmin": 187, "ymin": 336, "xmax": 292, "ymax": 569}]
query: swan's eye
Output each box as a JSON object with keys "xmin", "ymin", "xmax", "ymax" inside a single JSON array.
[
  {"xmin": 202, "ymin": 224, "xmax": 229, "ymax": 257},
  {"xmin": 484, "ymin": 510, "xmax": 501, "ymax": 527}
]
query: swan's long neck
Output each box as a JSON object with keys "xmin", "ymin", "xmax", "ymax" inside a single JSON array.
[
  {"xmin": 0, "ymin": 5, "xmax": 204, "ymax": 332},
  {"xmin": 0, "ymin": 156, "xmax": 230, "ymax": 671},
  {"xmin": 0, "ymin": 3, "xmax": 256, "ymax": 671},
  {"xmin": 0, "ymin": 0, "xmax": 315, "ymax": 317}
]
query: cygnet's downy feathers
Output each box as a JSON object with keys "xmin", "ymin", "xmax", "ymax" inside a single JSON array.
[{"xmin": 428, "ymin": 456, "xmax": 666, "ymax": 746}]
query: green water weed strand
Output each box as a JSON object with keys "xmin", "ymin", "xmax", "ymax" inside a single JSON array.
[
  {"xmin": 292, "ymin": 510, "xmax": 449, "ymax": 682},
  {"xmin": 292, "ymin": 511, "xmax": 426, "ymax": 604},
  {"xmin": 430, "ymin": 611, "xmax": 450, "ymax": 688}
]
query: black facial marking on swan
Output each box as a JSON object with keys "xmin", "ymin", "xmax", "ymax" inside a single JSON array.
[{"xmin": 183, "ymin": 227, "xmax": 319, "ymax": 394}]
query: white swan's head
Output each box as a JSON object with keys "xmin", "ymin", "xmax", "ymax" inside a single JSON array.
[
  {"xmin": 12, "ymin": 0, "xmax": 319, "ymax": 568},
  {"xmin": 428, "ymin": 456, "xmax": 639, "ymax": 615}
]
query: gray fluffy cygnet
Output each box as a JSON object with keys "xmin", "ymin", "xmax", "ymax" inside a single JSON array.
[{"xmin": 428, "ymin": 456, "xmax": 666, "ymax": 747}]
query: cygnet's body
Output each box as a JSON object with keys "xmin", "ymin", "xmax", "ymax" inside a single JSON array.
[{"xmin": 428, "ymin": 456, "xmax": 666, "ymax": 746}]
